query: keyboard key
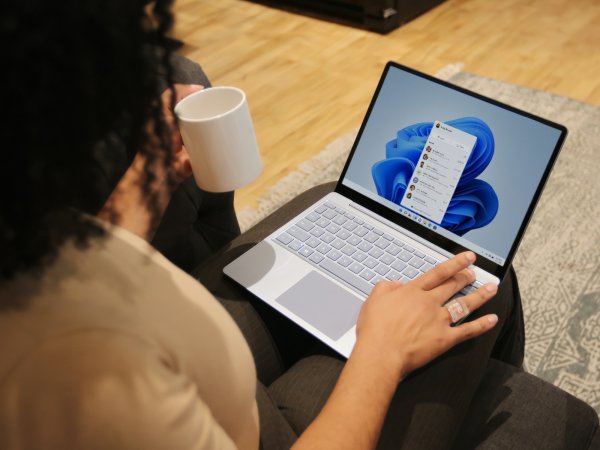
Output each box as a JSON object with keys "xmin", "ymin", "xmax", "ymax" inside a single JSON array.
[
  {"xmin": 382, "ymin": 233, "xmax": 394, "ymax": 241},
  {"xmin": 402, "ymin": 267, "xmax": 419, "ymax": 279},
  {"xmin": 325, "ymin": 223, "xmax": 341, "ymax": 234},
  {"xmin": 372, "ymin": 228, "xmax": 384, "ymax": 236},
  {"xmin": 337, "ymin": 230, "xmax": 351, "ymax": 240},
  {"xmin": 354, "ymin": 226, "xmax": 369, "ymax": 237},
  {"xmin": 338, "ymin": 255, "xmax": 353, "ymax": 267},
  {"xmin": 364, "ymin": 257, "xmax": 378, "ymax": 269},
  {"xmin": 348, "ymin": 262, "xmax": 364, "ymax": 274},
  {"xmin": 424, "ymin": 256, "xmax": 437, "ymax": 265},
  {"xmin": 306, "ymin": 212, "xmax": 320, "ymax": 222},
  {"xmin": 364, "ymin": 232, "xmax": 379, "ymax": 243},
  {"xmin": 374, "ymin": 264, "xmax": 390, "ymax": 276},
  {"xmin": 310, "ymin": 227, "xmax": 325, "ymax": 238},
  {"xmin": 306, "ymin": 237, "xmax": 320, "ymax": 248},
  {"xmin": 357, "ymin": 241, "xmax": 373, "ymax": 252},
  {"xmin": 386, "ymin": 270, "xmax": 401, "ymax": 281},
  {"xmin": 353, "ymin": 218, "xmax": 364, "ymax": 225},
  {"xmin": 316, "ymin": 243, "xmax": 331, "ymax": 254},
  {"xmin": 321, "ymin": 233, "xmax": 335, "ymax": 244},
  {"xmin": 333, "ymin": 215, "xmax": 348, "ymax": 225},
  {"xmin": 323, "ymin": 209, "xmax": 337, "ymax": 220},
  {"xmin": 398, "ymin": 251, "xmax": 413, "ymax": 263},
  {"xmin": 276, "ymin": 233, "xmax": 293, "ymax": 245},
  {"xmin": 392, "ymin": 239, "xmax": 405, "ymax": 248},
  {"xmin": 342, "ymin": 221, "xmax": 358, "ymax": 231},
  {"xmin": 380, "ymin": 254, "xmax": 395, "ymax": 265},
  {"xmin": 316, "ymin": 218, "xmax": 330, "ymax": 228},
  {"xmin": 327, "ymin": 249, "xmax": 342, "ymax": 261},
  {"xmin": 347, "ymin": 235, "xmax": 361, "ymax": 246},
  {"xmin": 319, "ymin": 259, "xmax": 373, "ymax": 296},
  {"xmin": 460, "ymin": 284, "xmax": 478, "ymax": 295},
  {"xmin": 403, "ymin": 244, "xmax": 415, "ymax": 253},
  {"xmin": 385, "ymin": 244, "xmax": 402, "ymax": 256},
  {"xmin": 289, "ymin": 240, "xmax": 303, "ymax": 251},
  {"xmin": 341, "ymin": 245, "xmax": 357, "ymax": 256},
  {"xmin": 287, "ymin": 226, "xmax": 309, "ymax": 242},
  {"xmin": 408, "ymin": 257, "xmax": 425, "ymax": 269},
  {"xmin": 360, "ymin": 269, "xmax": 376, "ymax": 281},
  {"xmin": 309, "ymin": 252, "xmax": 324, "ymax": 264},
  {"xmin": 400, "ymin": 276, "xmax": 412, "ymax": 284},
  {"xmin": 331, "ymin": 239, "xmax": 346, "ymax": 250},
  {"xmin": 414, "ymin": 250, "xmax": 426, "ymax": 259},
  {"xmin": 374, "ymin": 238, "xmax": 390, "ymax": 250},
  {"xmin": 296, "ymin": 219, "xmax": 314, "ymax": 232},
  {"xmin": 315, "ymin": 205, "xmax": 327, "ymax": 214},
  {"xmin": 298, "ymin": 247, "xmax": 314, "ymax": 257},
  {"xmin": 368, "ymin": 248, "xmax": 384, "ymax": 259},
  {"xmin": 324, "ymin": 201, "xmax": 336, "ymax": 209},
  {"xmin": 345, "ymin": 213, "xmax": 355, "ymax": 220},
  {"xmin": 421, "ymin": 262, "xmax": 433, "ymax": 272},
  {"xmin": 363, "ymin": 223, "xmax": 374, "ymax": 230},
  {"xmin": 371, "ymin": 275, "xmax": 386, "ymax": 285},
  {"xmin": 352, "ymin": 251, "xmax": 367, "ymax": 262},
  {"xmin": 391, "ymin": 260, "xmax": 407, "ymax": 272}
]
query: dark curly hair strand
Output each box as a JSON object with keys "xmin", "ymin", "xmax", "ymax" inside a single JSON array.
[{"xmin": 0, "ymin": 0, "xmax": 176, "ymax": 280}]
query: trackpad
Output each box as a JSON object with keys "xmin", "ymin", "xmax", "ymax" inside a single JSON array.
[{"xmin": 275, "ymin": 271, "xmax": 363, "ymax": 341}]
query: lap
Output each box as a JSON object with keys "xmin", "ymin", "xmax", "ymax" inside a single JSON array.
[{"xmin": 194, "ymin": 182, "xmax": 526, "ymax": 449}]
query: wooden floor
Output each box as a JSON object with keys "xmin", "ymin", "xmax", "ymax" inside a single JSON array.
[{"xmin": 173, "ymin": 0, "xmax": 600, "ymax": 212}]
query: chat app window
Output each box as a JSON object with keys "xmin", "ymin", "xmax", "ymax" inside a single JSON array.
[{"xmin": 400, "ymin": 121, "xmax": 477, "ymax": 224}]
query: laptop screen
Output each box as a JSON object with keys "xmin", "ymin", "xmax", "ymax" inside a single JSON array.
[{"xmin": 338, "ymin": 63, "xmax": 566, "ymax": 275}]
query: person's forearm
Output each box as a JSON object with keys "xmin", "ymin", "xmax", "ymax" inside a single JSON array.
[{"xmin": 292, "ymin": 343, "xmax": 405, "ymax": 450}]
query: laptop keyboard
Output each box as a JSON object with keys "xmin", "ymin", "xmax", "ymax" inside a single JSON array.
[{"xmin": 273, "ymin": 201, "xmax": 471, "ymax": 297}]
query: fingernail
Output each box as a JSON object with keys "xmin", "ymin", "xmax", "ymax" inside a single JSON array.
[
  {"xmin": 465, "ymin": 252, "xmax": 476, "ymax": 263},
  {"xmin": 468, "ymin": 268, "xmax": 476, "ymax": 279},
  {"xmin": 488, "ymin": 314, "xmax": 498, "ymax": 325},
  {"xmin": 485, "ymin": 283, "xmax": 498, "ymax": 293}
]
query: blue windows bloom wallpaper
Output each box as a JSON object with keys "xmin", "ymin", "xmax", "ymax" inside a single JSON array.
[{"xmin": 371, "ymin": 117, "xmax": 499, "ymax": 236}]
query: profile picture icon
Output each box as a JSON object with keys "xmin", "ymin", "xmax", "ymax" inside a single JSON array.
[
  {"xmin": 409, "ymin": 184, "xmax": 415, "ymax": 191},
  {"xmin": 423, "ymin": 154, "xmax": 429, "ymax": 160},
  {"xmin": 436, "ymin": 123, "xmax": 441, "ymax": 128},
  {"xmin": 426, "ymin": 146, "xmax": 432, "ymax": 152},
  {"xmin": 412, "ymin": 177, "xmax": 419, "ymax": 183},
  {"xmin": 406, "ymin": 193, "xmax": 412, "ymax": 199},
  {"xmin": 419, "ymin": 161, "xmax": 425, "ymax": 168}
]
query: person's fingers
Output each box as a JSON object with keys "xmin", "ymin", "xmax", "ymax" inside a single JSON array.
[
  {"xmin": 414, "ymin": 251, "xmax": 476, "ymax": 291},
  {"xmin": 457, "ymin": 283, "xmax": 498, "ymax": 316},
  {"xmin": 429, "ymin": 267, "xmax": 476, "ymax": 304},
  {"xmin": 450, "ymin": 313, "xmax": 498, "ymax": 344},
  {"xmin": 441, "ymin": 282, "xmax": 498, "ymax": 324},
  {"xmin": 173, "ymin": 83, "xmax": 203, "ymax": 103}
]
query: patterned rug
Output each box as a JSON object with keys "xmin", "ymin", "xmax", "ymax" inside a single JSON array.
[{"xmin": 237, "ymin": 64, "xmax": 600, "ymax": 413}]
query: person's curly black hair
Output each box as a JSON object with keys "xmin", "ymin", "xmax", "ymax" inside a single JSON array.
[{"xmin": 0, "ymin": 0, "xmax": 176, "ymax": 280}]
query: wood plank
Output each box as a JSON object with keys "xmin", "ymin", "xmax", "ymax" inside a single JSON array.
[{"xmin": 172, "ymin": 0, "xmax": 600, "ymax": 212}]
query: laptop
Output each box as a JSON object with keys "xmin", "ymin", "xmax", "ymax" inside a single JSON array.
[{"xmin": 224, "ymin": 62, "xmax": 567, "ymax": 357}]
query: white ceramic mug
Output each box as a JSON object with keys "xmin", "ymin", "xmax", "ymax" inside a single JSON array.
[{"xmin": 174, "ymin": 86, "xmax": 262, "ymax": 192}]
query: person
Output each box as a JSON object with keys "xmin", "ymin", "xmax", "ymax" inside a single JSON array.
[{"xmin": 0, "ymin": 1, "xmax": 525, "ymax": 449}]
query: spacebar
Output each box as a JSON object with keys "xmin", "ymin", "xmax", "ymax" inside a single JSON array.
[{"xmin": 319, "ymin": 259, "xmax": 373, "ymax": 297}]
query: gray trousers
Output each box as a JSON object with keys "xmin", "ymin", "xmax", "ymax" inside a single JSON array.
[{"xmin": 194, "ymin": 183, "xmax": 597, "ymax": 449}]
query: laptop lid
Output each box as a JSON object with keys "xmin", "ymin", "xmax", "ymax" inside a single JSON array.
[{"xmin": 335, "ymin": 62, "xmax": 567, "ymax": 281}]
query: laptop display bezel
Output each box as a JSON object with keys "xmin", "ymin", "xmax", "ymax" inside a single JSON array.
[{"xmin": 335, "ymin": 61, "xmax": 567, "ymax": 281}]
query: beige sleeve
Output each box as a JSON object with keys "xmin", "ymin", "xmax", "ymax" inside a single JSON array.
[{"xmin": 1, "ymin": 330, "xmax": 239, "ymax": 450}]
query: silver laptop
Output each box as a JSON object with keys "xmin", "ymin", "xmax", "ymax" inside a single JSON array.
[{"xmin": 224, "ymin": 62, "xmax": 567, "ymax": 357}]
